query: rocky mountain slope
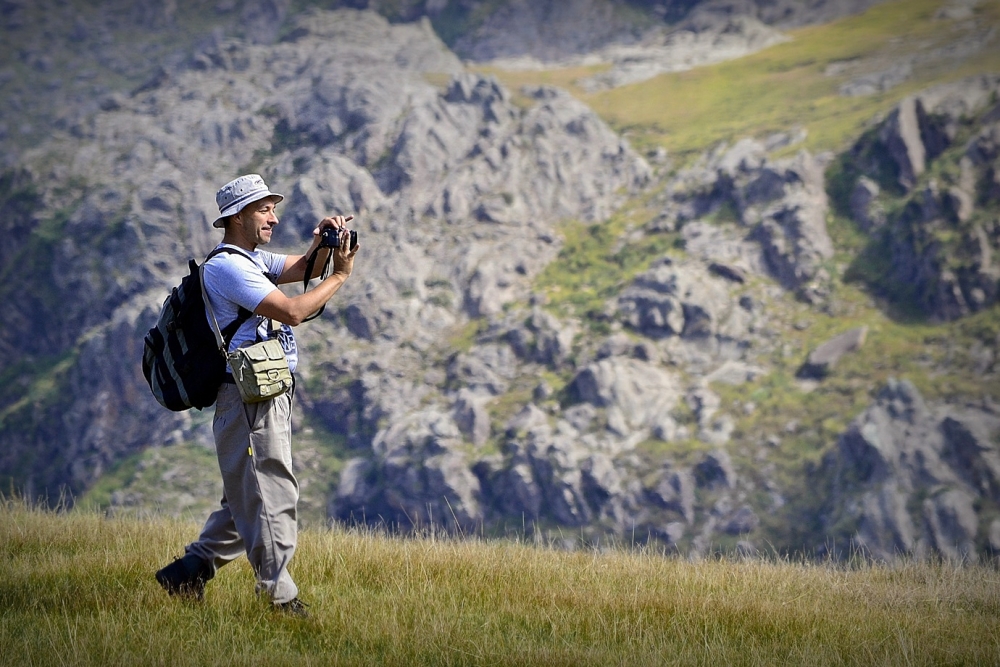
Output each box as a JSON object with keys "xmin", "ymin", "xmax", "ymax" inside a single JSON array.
[
  {"xmin": 2, "ymin": 0, "xmax": 999, "ymax": 561},
  {"xmin": 341, "ymin": 0, "xmax": 889, "ymax": 90}
]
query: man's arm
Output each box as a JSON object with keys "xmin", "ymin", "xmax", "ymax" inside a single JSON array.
[
  {"xmin": 276, "ymin": 214, "xmax": 353, "ymax": 284},
  {"xmin": 256, "ymin": 229, "xmax": 359, "ymax": 326}
]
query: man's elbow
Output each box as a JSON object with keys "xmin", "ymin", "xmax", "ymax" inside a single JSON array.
[
  {"xmin": 273, "ymin": 306, "xmax": 306, "ymax": 327},
  {"xmin": 283, "ymin": 302, "xmax": 324, "ymax": 326},
  {"xmin": 256, "ymin": 303, "xmax": 305, "ymax": 327}
]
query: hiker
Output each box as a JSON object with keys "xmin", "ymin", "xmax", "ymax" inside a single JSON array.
[{"xmin": 154, "ymin": 174, "xmax": 359, "ymax": 616}]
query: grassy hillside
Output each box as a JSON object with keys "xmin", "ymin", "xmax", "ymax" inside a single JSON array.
[
  {"xmin": 479, "ymin": 0, "xmax": 1000, "ymax": 159},
  {"xmin": 2, "ymin": 500, "xmax": 998, "ymax": 665}
]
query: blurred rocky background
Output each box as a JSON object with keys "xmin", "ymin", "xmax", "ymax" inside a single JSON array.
[{"xmin": 2, "ymin": 0, "xmax": 1000, "ymax": 562}]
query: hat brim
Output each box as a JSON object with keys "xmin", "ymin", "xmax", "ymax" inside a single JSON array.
[{"xmin": 212, "ymin": 192, "xmax": 284, "ymax": 228}]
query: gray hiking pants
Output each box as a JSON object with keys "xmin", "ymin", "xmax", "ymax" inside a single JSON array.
[{"xmin": 186, "ymin": 382, "xmax": 299, "ymax": 604}]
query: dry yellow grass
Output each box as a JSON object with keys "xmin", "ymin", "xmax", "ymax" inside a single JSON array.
[{"xmin": 2, "ymin": 500, "xmax": 999, "ymax": 665}]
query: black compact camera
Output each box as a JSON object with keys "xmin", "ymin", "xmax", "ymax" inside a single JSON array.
[{"xmin": 319, "ymin": 227, "xmax": 358, "ymax": 249}]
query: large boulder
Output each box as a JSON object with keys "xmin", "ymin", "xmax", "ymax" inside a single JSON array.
[
  {"xmin": 616, "ymin": 258, "xmax": 734, "ymax": 340},
  {"xmin": 506, "ymin": 308, "xmax": 578, "ymax": 367},
  {"xmin": 655, "ymin": 141, "xmax": 834, "ymax": 300},
  {"xmin": 843, "ymin": 77, "xmax": 1000, "ymax": 321},
  {"xmin": 570, "ymin": 356, "xmax": 682, "ymax": 434},
  {"xmin": 331, "ymin": 407, "xmax": 484, "ymax": 532},
  {"xmin": 740, "ymin": 151, "xmax": 834, "ymax": 300},
  {"xmin": 820, "ymin": 378, "xmax": 1000, "ymax": 561},
  {"xmin": 797, "ymin": 326, "xmax": 868, "ymax": 379}
]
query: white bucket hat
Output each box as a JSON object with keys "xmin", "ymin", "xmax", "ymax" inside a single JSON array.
[{"xmin": 213, "ymin": 174, "xmax": 284, "ymax": 228}]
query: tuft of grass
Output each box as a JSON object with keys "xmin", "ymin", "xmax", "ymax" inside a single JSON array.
[{"xmin": 2, "ymin": 500, "xmax": 1000, "ymax": 666}]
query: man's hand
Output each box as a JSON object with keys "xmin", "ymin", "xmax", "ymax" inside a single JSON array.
[
  {"xmin": 312, "ymin": 215, "xmax": 353, "ymax": 249},
  {"xmin": 259, "ymin": 218, "xmax": 361, "ymax": 326},
  {"xmin": 332, "ymin": 229, "xmax": 360, "ymax": 277},
  {"xmin": 276, "ymin": 213, "xmax": 357, "ymax": 285}
]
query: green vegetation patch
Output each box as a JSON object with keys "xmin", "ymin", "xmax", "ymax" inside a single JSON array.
[{"xmin": 534, "ymin": 195, "xmax": 672, "ymax": 326}]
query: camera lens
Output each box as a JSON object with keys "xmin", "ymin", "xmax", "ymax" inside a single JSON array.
[{"xmin": 320, "ymin": 228, "xmax": 339, "ymax": 248}]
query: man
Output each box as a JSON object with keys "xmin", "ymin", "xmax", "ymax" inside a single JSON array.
[{"xmin": 155, "ymin": 174, "xmax": 359, "ymax": 616}]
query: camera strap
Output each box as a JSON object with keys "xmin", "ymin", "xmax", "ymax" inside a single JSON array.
[{"xmin": 300, "ymin": 245, "xmax": 333, "ymax": 323}]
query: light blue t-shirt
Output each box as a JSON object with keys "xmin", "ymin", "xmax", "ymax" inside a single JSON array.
[{"xmin": 203, "ymin": 244, "xmax": 298, "ymax": 372}]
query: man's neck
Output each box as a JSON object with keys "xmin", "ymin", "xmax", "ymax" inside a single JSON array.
[{"xmin": 221, "ymin": 234, "xmax": 256, "ymax": 252}]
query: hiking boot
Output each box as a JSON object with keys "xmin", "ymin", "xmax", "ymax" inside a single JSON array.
[
  {"xmin": 155, "ymin": 553, "xmax": 214, "ymax": 600},
  {"xmin": 275, "ymin": 597, "xmax": 310, "ymax": 618}
]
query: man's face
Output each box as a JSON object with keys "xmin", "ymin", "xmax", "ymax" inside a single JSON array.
[{"xmin": 236, "ymin": 196, "xmax": 280, "ymax": 245}]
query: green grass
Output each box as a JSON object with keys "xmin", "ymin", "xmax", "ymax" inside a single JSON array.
[
  {"xmin": 2, "ymin": 500, "xmax": 1000, "ymax": 666},
  {"xmin": 535, "ymin": 192, "xmax": 669, "ymax": 325}
]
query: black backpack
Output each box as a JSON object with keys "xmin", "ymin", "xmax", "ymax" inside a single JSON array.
[{"xmin": 142, "ymin": 247, "xmax": 255, "ymax": 411}]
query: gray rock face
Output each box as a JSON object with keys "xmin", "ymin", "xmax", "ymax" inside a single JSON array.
[
  {"xmin": 677, "ymin": 220, "xmax": 768, "ymax": 279},
  {"xmin": 419, "ymin": 82, "xmax": 651, "ymax": 318},
  {"xmin": 649, "ymin": 466, "xmax": 695, "ymax": 524},
  {"xmin": 616, "ymin": 258, "xmax": 736, "ymax": 340},
  {"xmin": 888, "ymin": 182, "xmax": 1000, "ymax": 320},
  {"xmin": 403, "ymin": 79, "xmax": 650, "ymax": 229},
  {"xmin": 844, "ymin": 76, "xmax": 1000, "ymax": 321},
  {"xmin": 658, "ymin": 141, "xmax": 834, "ymax": 300},
  {"xmin": 577, "ymin": 15, "xmax": 788, "ymax": 91},
  {"xmin": 923, "ymin": 488, "xmax": 978, "ymax": 563},
  {"xmin": 331, "ymin": 407, "xmax": 483, "ymax": 531},
  {"xmin": 821, "ymin": 379, "xmax": 1000, "ymax": 561},
  {"xmin": 570, "ymin": 356, "xmax": 682, "ymax": 435},
  {"xmin": 723, "ymin": 506, "xmax": 760, "ymax": 535},
  {"xmin": 849, "ymin": 176, "xmax": 885, "ymax": 231},
  {"xmin": 695, "ymin": 449, "xmax": 737, "ymax": 490},
  {"xmin": 1, "ymin": 7, "xmax": 651, "ymax": 503},
  {"xmin": 448, "ymin": 344, "xmax": 519, "ymax": 396},
  {"xmin": 506, "ymin": 308, "xmax": 578, "ymax": 367},
  {"xmin": 860, "ymin": 77, "xmax": 1000, "ymax": 192},
  {"xmin": 741, "ymin": 151, "xmax": 834, "ymax": 300},
  {"xmin": 453, "ymin": 389, "xmax": 492, "ymax": 448}
]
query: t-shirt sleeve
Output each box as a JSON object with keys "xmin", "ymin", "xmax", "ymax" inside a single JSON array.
[
  {"xmin": 258, "ymin": 250, "xmax": 288, "ymax": 279},
  {"xmin": 205, "ymin": 254, "xmax": 279, "ymax": 313}
]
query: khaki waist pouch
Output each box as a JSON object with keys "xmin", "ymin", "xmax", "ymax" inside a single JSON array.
[{"xmin": 228, "ymin": 339, "xmax": 293, "ymax": 404}]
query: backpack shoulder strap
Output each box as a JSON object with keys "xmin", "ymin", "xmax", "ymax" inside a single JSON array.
[
  {"xmin": 201, "ymin": 246, "xmax": 264, "ymax": 353},
  {"xmin": 207, "ymin": 245, "xmax": 280, "ymax": 285}
]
